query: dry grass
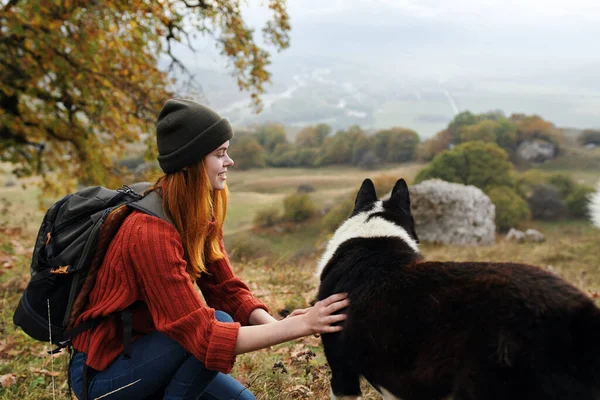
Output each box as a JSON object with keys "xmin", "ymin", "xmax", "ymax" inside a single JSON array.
[{"xmin": 1, "ymin": 163, "xmax": 599, "ymax": 399}]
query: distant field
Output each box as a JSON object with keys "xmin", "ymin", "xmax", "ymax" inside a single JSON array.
[
  {"xmin": 538, "ymin": 147, "xmax": 600, "ymax": 186},
  {"xmin": 224, "ymin": 163, "xmax": 424, "ymax": 233}
]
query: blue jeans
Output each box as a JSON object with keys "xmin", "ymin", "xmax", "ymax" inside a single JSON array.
[{"xmin": 69, "ymin": 311, "xmax": 254, "ymax": 400}]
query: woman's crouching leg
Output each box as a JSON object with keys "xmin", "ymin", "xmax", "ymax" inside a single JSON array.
[{"xmin": 164, "ymin": 310, "xmax": 255, "ymax": 400}]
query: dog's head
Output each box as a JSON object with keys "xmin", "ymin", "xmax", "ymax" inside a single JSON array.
[
  {"xmin": 317, "ymin": 178, "xmax": 420, "ymax": 277},
  {"xmin": 351, "ymin": 178, "xmax": 419, "ymax": 244}
]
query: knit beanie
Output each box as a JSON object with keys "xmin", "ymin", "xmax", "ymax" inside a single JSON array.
[{"xmin": 156, "ymin": 99, "xmax": 234, "ymax": 174}]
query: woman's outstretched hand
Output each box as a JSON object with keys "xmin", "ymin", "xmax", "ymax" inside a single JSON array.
[{"xmin": 297, "ymin": 293, "xmax": 349, "ymax": 335}]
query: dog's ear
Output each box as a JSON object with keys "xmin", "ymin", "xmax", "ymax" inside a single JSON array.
[
  {"xmin": 355, "ymin": 179, "xmax": 377, "ymax": 209},
  {"xmin": 390, "ymin": 179, "xmax": 411, "ymax": 212}
]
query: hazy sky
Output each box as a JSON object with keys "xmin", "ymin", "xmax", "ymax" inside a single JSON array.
[
  {"xmin": 245, "ymin": 0, "xmax": 600, "ymax": 69},
  {"xmin": 173, "ymin": 0, "xmax": 600, "ymax": 132}
]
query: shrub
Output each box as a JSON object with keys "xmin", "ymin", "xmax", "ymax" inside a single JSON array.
[
  {"xmin": 547, "ymin": 173, "xmax": 577, "ymax": 198},
  {"xmin": 515, "ymin": 169, "xmax": 549, "ymax": 199},
  {"xmin": 565, "ymin": 185, "xmax": 595, "ymax": 218},
  {"xmin": 282, "ymin": 193, "xmax": 317, "ymax": 222},
  {"xmin": 579, "ymin": 129, "xmax": 600, "ymax": 146},
  {"xmin": 527, "ymin": 184, "xmax": 567, "ymax": 220},
  {"xmin": 414, "ymin": 142, "xmax": 515, "ymax": 191},
  {"xmin": 253, "ymin": 208, "xmax": 281, "ymax": 228},
  {"xmin": 321, "ymin": 198, "xmax": 354, "ymax": 233},
  {"xmin": 486, "ymin": 186, "xmax": 531, "ymax": 231}
]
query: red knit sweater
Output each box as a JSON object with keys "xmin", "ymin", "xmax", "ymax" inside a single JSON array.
[{"xmin": 71, "ymin": 211, "xmax": 268, "ymax": 373}]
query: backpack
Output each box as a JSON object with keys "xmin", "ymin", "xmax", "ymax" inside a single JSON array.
[{"xmin": 12, "ymin": 182, "xmax": 173, "ymax": 355}]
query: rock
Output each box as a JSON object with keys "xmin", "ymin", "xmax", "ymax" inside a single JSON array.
[
  {"xmin": 409, "ymin": 179, "xmax": 495, "ymax": 246},
  {"xmin": 525, "ymin": 229, "xmax": 545, "ymax": 243},
  {"xmin": 297, "ymin": 184, "xmax": 315, "ymax": 193},
  {"xmin": 505, "ymin": 228, "xmax": 526, "ymax": 242},
  {"xmin": 516, "ymin": 140, "xmax": 557, "ymax": 163}
]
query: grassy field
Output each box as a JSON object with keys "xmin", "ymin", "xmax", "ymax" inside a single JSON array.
[{"xmin": 0, "ymin": 162, "xmax": 599, "ymax": 399}]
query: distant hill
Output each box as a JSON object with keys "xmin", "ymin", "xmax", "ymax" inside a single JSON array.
[{"xmin": 181, "ymin": 57, "xmax": 600, "ymax": 139}]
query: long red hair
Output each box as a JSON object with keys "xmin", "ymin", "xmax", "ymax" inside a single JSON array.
[{"xmin": 150, "ymin": 159, "xmax": 227, "ymax": 279}]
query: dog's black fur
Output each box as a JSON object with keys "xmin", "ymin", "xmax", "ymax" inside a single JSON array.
[{"xmin": 317, "ymin": 178, "xmax": 600, "ymax": 400}]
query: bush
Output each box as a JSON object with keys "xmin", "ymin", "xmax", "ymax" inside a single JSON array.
[
  {"xmin": 515, "ymin": 169, "xmax": 549, "ymax": 199},
  {"xmin": 321, "ymin": 198, "xmax": 354, "ymax": 233},
  {"xmin": 282, "ymin": 193, "xmax": 317, "ymax": 222},
  {"xmin": 527, "ymin": 184, "xmax": 567, "ymax": 220},
  {"xmin": 414, "ymin": 142, "xmax": 516, "ymax": 191},
  {"xmin": 253, "ymin": 208, "xmax": 281, "ymax": 228},
  {"xmin": 486, "ymin": 186, "xmax": 531, "ymax": 231},
  {"xmin": 579, "ymin": 129, "xmax": 600, "ymax": 146},
  {"xmin": 565, "ymin": 185, "xmax": 595, "ymax": 218},
  {"xmin": 547, "ymin": 173, "xmax": 577, "ymax": 198}
]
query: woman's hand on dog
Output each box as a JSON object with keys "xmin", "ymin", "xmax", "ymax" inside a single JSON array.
[{"xmin": 297, "ymin": 292, "xmax": 349, "ymax": 335}]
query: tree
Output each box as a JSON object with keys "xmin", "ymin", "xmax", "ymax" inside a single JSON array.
[
  {"xmin": 319, "ymin": 126, "xmax": 368, "ymax": 165},
  {"xmin": 295, "ymin": 124, "xmax": 331, "ymax": 148},
  {"xmin": 579, "ymin": 129, "xmax": 600, "ymax": 146},
  {"xmin": 254, "ymin": 123, "xmax": 288, "ymax": 154},
  {"xmin": 1, "ymin": 1, "xmax": 290, "ymax": 195},
  {"xmin": 457, "ymin": 119, "xmax": 517, "ymax": 155},
  {"xmin": 414, "ymin": 142, "xmax": 516, "ymax": 191},
  {"xmin": 371, "ymin": 127, "xmax": 420, "ymax": 163},
  {"xmin": 228, "ymin": 135, "xmax": 265, "ymax": 170}
]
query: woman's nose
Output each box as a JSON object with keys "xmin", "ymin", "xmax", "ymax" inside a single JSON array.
[{"xmin": 226, "ymin": 155, "xmax": 234, "ymax": 167}]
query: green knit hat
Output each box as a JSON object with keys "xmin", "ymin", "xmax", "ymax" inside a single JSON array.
[{"xmin": 156, "ymin": 99, "xmax": 234, "ymax": 174}]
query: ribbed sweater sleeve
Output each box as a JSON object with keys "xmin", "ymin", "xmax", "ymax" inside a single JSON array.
[
  {"xmin": 126, "ymin": 212, "xmax": 240, "ymax": 373},
  {"xmin": 197, "ymin": 235, "xmax": 269, "ymax": 325}
]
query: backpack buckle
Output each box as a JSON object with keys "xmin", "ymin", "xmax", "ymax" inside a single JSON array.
[
  {"xmin": 50, "ymin": 265, "xmax": 69, "ymax": 274},
  {"xmin": 117, "ymin": 185, "xmax": 142, "ymax": 199}
]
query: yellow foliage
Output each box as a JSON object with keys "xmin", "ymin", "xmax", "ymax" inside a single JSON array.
[{"xmin": 0, "ymin": 0, "xmax": 290, "ymax": 197}]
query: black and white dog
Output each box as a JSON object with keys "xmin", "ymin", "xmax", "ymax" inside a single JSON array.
[{"xmin": 316, "ymin": 178, "xmax": 600, "ymax": 400}]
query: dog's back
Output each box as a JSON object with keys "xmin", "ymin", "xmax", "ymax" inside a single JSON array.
[{"xmin": 318, "ymin": 179, "xmax": 600, "ymax": 400}]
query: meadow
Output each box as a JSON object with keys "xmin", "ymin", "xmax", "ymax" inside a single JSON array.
[{"xmin": 0, "ymin": 160, "xmax": 598, "ymax": 399}]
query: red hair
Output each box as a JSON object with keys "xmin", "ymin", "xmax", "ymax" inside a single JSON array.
[{"xmin": 150, "ymin": 160, "xmax": 227, "ymax": 279}]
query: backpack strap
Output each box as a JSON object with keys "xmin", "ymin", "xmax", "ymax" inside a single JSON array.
[{"xmin": 128, "ymin": 189, "xmax": 175, "ymax": 228}]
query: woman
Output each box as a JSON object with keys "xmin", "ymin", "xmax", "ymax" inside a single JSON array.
[{"xmin": 69, "ymin": 99, "xmax": 349, "ymax": 399}]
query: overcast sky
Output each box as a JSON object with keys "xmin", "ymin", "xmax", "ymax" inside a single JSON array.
[{"xmin": 237, "ymin": 0, "xmax": 600, "ymax": 73}]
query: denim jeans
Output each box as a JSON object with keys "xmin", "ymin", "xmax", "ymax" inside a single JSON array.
[{"xmin": 69, "ymin": 311, "xmax": 254, "ymax": 400}]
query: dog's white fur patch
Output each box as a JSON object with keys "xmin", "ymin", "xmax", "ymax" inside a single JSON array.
[
  {"xmin": 317, "ymin": 201, "xmax": 420, "ymax": 277},
  {"xmin": 590, "ymin": 183, "xmax": 600, "ymax": 229}
]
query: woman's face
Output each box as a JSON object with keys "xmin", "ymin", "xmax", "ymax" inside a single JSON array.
[{"xmin": 204, "ymin": 140, "xmax": 234, "ymax": 190}]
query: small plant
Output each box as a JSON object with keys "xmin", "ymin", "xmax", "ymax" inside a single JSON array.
[
  {"xmin": 254, "ymin": 208, "xmax": 281, "ymax": 228},
  {"xmin": 282, "ymin": 193, "xmax": 317, "ymax": 222},
  {"xmin": 486, "ymin": 186, "xmax": 531, "ymax": 231}
]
